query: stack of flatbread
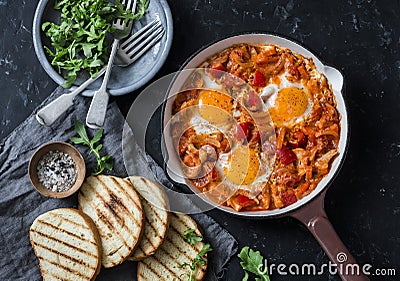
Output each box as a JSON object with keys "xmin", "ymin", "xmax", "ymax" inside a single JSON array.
[{"xmin": 30, "ymin": 175, "xmax": 209, "ymax": 281}]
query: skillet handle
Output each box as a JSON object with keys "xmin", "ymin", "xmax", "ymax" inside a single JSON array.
[{"xmin": 290, "ymin": 191, "xmax": 369, "ymax": 281}]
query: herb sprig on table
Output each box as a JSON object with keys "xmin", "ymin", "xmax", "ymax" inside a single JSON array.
[
  {"xmin": 70, "ymin": 120, "xmax": 113, "ymax": 175},
  {"xmin": 179, "ymin": 228, "xmax": 212, "ymax": 281},
  {"xmin": 238, "ymin": 246, "xmax": 271, "ymax": 281},
  {"xmin": 43, "ymin": 0, "xmax": 150, "ymax": 88}
]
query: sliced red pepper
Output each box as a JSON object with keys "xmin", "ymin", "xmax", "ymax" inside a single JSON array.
[
  {"xmin": 237, "ymin": 195, "xmax": 254, "ymax": 207},
  {"xmin": 289, "ymin": 131, "xmax": 307, "ymax": 148},
  {"xmin": 252, "ymin": 69, "xmax": 266, "ymax": 87},
  {"xmin": 209, "ymin": 63, "xmax": 225, "ymax": 78},
  {"xmin": 281, "ymin": 191, "xmax": 298, "ymax": 206},
  {"xmin": 277, "ymin": 147, "xmax": 297, "ymax": 164},
  {"xmin": 236, "ymin": 122, "xmax": 251, "ymax": 141}
]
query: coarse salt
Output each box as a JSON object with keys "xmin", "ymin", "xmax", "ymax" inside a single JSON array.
[{"xmin": 37, "ymin": 150, "xmax": 77, "ymax": 192}]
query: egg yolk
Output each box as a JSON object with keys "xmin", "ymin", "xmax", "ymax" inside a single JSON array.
[
  {"xmin": 225, "ymin": 146, "xmax": 260, "ymax": 185},
  {"xmin": 269, "ymin": 87, "xmax": 309, "ymax": 126},
  {"xmin": 198, "ymin": 90, "xmax": 233, "ymax": 124}
]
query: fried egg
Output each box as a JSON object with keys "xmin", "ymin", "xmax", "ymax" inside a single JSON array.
[
  {"xmin": 177, "ymin": 88, "xmax": 274, "ymax": 199},
  {"xmin": 198, "ymin": 90, "xmax": 234, "ymax": 125},
  {"xmin": 184, "ymin": 89, "xmax": 235, "ymax": 135},
  {"xmin": 214, "ymin": 145, "xmax": 271, "ymax": 198},
  {"xmin": 261, "ymin": 74, "xmax": 313, "ymax": 127}
]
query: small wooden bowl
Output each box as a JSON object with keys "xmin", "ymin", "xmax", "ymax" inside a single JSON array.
[{"xmin": 28, "ymin": 142, "xmax": 86, "ymax": 198}]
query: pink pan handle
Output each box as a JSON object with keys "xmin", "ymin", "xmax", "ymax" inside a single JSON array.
[{"xmin": 290, "ymin": 191, "xmax": 369, "ymax": 281}]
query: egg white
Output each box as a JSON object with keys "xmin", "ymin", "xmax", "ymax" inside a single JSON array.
[
  {"xmin": 213, "ymin": 146, "xmax": 272, "ymax": 199},
  {"xmin": 261, "ymin": 72, "xmax": 314, "ymax": 127}
]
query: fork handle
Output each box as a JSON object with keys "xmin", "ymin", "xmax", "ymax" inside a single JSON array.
[
  {"xmin": 86, "ymin": 39, "xmax": 119, "ymax": 129},
  {"xmin": 36, "ymin": 68, "xmax": 106, "ymax": 126}
]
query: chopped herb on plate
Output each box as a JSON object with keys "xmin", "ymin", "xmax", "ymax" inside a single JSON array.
[{"xmin": 43, "ymin": 0, "xmax": 150, "ymax": 88}]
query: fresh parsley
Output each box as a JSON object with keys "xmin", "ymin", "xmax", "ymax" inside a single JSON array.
[
  {"xmin": 43, "ymin": 0, "xmax": 150, "ymax": 88},
  {"xmin": 183, "ymin": 228, "xmax": 204, "ymax": 245},
  {"xmin": 179, "ymin": 229, "xmax": 212, "ymax": 281},
  {"xmin": 70, "ymin": 120, "xmax": 114, "ymax": 175},
  {"xmin": 238, "ymin": 247, "xmax": 271, "ymax": 281}
]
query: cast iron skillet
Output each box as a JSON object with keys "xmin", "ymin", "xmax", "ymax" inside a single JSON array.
[{"xmin": 162, "ymin": 33, "xmax": 368, "ymax": 281}]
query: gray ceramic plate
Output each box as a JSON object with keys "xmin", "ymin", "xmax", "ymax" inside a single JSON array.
[{"xmin": 33, "ymin": 0, "xmax": 173, "ymax": 96}]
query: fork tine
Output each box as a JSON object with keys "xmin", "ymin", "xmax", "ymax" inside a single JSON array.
[
  {"xmin": 126, "ymin": 24, "xmax": 163, "ymax": 56},
  {"xmin": 126, "ymin": 27, "xmax": 164, "ymax": 63},
  {"xmin": 115, "ymin": 0, "xmax": 137, "ymax": 25},
  {"xmin": 120, "ymin": 19, "xmax": 159, "ymax": 50},
  {"xmin": 123, "ymin": 21, "xmax": 162, "ymax": 54},
  {"xmin": 126, "ymin": 0, "xmax": 137, "ymax": 11}
]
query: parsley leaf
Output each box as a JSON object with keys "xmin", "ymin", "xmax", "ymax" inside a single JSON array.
[
  {"xmin": 70, "ymin": 120, "xmax": 114, "ymax": 175},
  {"xmin": 179, "ymin": 229, "xmax": 212, "ymax": 281},
  {"xmin": 183, "ymin": 228, "xmax": 204, "ymax": 245},
  {"xmin": 43, "ymin": 0, "xmax": 150, "ymax": 88},
  {"xmin": 238, "ymin": 247, "xmax": 270, "ymax": 281}
]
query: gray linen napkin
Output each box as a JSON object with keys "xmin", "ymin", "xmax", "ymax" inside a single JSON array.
[{"xmin": 0, "ymin": 87, "xmax": 237, "ymax": 281}]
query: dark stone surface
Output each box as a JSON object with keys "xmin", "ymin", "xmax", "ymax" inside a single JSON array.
[{"xmin": 1, "ymin": 0, "xmax": 399, "ymax": 280}]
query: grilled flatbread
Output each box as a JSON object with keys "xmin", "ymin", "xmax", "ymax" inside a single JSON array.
[
  {"xmin": 137, "ymin": 213, "xmax": 208, "ymax": 281},
  {"xmin": 30, "ymin": 208, "xmax": 101, "ymax": 281},
  {"xmin": 125, "ymin": 176, "xmax": 169, "ymax": 261},
  {"xmin": 78, "ymin": 175, "xmax": 143, "ymax": 268}
]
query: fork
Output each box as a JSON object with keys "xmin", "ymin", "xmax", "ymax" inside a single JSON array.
[
  {"xmin": 85, "ymin": 0, "xmax": 137, "ymax": 129},
  {"xmin": 36, "ymin": 19, "xmax": 164, "ymax": 127}
]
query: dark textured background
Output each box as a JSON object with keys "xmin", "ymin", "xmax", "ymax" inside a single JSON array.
[{"xmin": 1, "ymin": 0, "xmax": 399, "ymax": 280}]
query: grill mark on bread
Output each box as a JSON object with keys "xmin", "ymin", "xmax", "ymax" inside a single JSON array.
[
  {"xmin": 143, "ymin": 214, "xmax": 163, "ymax": 241},
  {"xmin": 136, "ymin": 212, "xmax": 207, "ymax": 281},
  {"xmin": 128, "ymin": 177, "xmax": 170, "ymax": 262},
  {"xmin": 138, "ymin": 177, "xmax": 164, "ymax": 203},
  {"xmin": 169, "ymin": 224, "xmax": 203, "ymax": 253},
  {"xmin": 143, "ymin": 220, "xmax": 158, "ymax": 248},
  {"xmin": 145, "ymin": 251, "xmax": 182, "ymax": 279},
  {"xmin": 31, "ymin": 229, "xmax": 97, "ymax": 258},
  {"xmin": 36, "ymin": 220, "xmax": 97, "ymax": 246},
  {"xmin": 114, "ymin": 177, "xmax": 143, "ymax": 213},
  {"xmin": 145, "ymin": 201, "xmax": 165, "ymax": 230},
  {"xmin": 30, "ymin": 209, "xmax": 101, "ymax": 281},
  {"xmin": 140, "ymin": 177, "xmax": 148, "ymax": 186},
  {"xmin": 47, "ymin": 213, "xmax": 90, "ymax": 231},
  {"xmin": 36, "ymin": 254, "xmax": 91, "ymax": 279},
  {"xmin": 94, "ymin": 205, "xmax": 131, "ymax": 252},
  {"xmin": 157, "ymin": 245, "xmax": 185, "ymax": 269},
  {"xmin": 80, "ymin": 189, "xmax": 114, "ymax": 231},
  {"xmin": 42, "ymin": 269, "xmax": 66, "ymax": 280},
  {"xmin": 111, "ymin": 177, "xmax": 142, "ymax": 210},
  {"xmin": 98, "ymin": 177, "xmax": 142, "ymax": 227},
  {"xmin": 172, "ymin": 213, "xmax": 193, "ymax": 231},
  {"xmin": 91, "ymin": 185, "xmax": 124, "ymax": 225},
  {"xmin": 88, "ymin": 183, "xmax": 137, "ymax": 252},
  {"xmin": 129, "ymin": 210, "xmax": 159, "ymax": 260},
  {"xmin": 136, "ymin": 245, "xmax": 145, "ymax": 255},
  {"xmin": 139, "ymin": 261, "xmax": 163, "ymax": 279},
  {"xmin": 31, "ymin": 241, "xmax": 97, "ymax": 270},
  {"xmin": 80, "ymin": 189, "xmax": 130, "ymax": 254},
  {"xmin": 79, "ymin": 176, "xmax": 146, "ymax": 267},
  {"xmin": 170, "ymin": 215, "xmax": 204, "ymax": 253},
  {"xmin": 164, "ymin": 230, "xmax": 195, "ymax": 262}
]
